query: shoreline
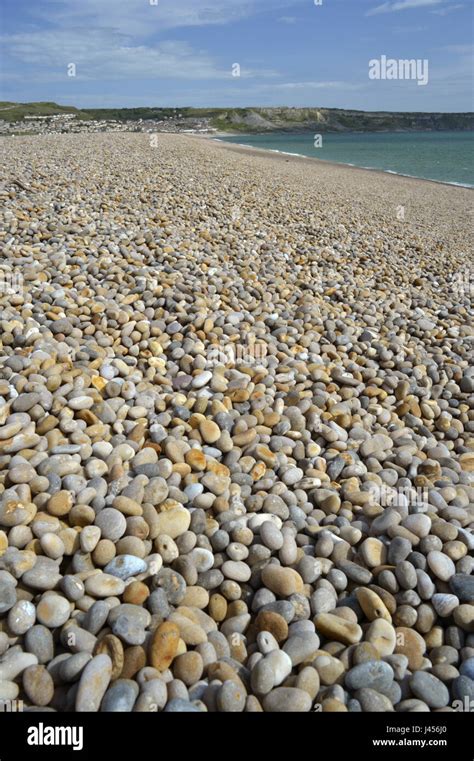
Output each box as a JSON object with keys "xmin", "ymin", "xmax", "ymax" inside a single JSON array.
[{"xmin": 210, "ymin": 135, "xmax": 474, "ymax": 190}]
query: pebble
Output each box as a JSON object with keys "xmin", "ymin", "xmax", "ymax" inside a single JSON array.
[
  {"xmin": 356, "ymin": 688, "xmax": 394, "ymax": 712},
  {"xmin": 172, "ymin": 652, "xmax": 204, "ymax": 686},
  {"xmin": 283, "ymin": 633, "xmax": 321, "ymax": 666},
  {"xmin": 410, "ymin": 671, "xmax": 450, "ymax": 708},
  {"xmin": 95, "ymin": 509, "xmax": 127, "ymax": 542},
  {"xmin": 154, "ymin": 507, "xmax": 191, "ymax": 539},
  {"xmin": 356, "ymin": 588, "xmax": 392, "ymax": 622},
  {"xmin": 24, "ymin": 626, "xmax": 54, "ymax": 663},
  {"xmin": 104, "ymin": 555, "xmax": 147, "ymax": 580},
  {"xmin": 427, "ymin": 551, "xmax": 456, "ymax": 582},
  {"xmin": 85, "ymin": 573, "xmax": 126, "ymax": 598},
  {"xmin": 150, "ymin": 622, "xmax": 180, "ymax": 671},
  {"xmin": 7, "ymin": 600, "xmax": 36, "ymax": 634},
  {"xmin": 0, "ymin": 681, "xmax": 19, "ymax": 701},
  {"xmin": 366, "ymin": 620, "xmax": 397, "ymax": 657},
  {"xmin": 262, "ymin": 687, "xmax": 312, "ymax": 712},
  {"xmin": 314, "ymin": 613, "xmax": 362, "ymax": 645},
  {"xmin": 101, "ymin": 679, "xmax": 139, "ymax": 712},
  {"xmin": 0, "ymin": 652, "xmax": 38, "ymax": 681},
  {"xmin": 221, "ymin": 561, "xmax": 251, "ymax": 583},
  {"xmin": 23, "ymin": 665, "xmax": 54, "ymax": 707},
  {"xmin": 216, "ymin": 680, "xmax": 247, "ymax": 712},
  {"xmin": 36, "ymin": 594, "xmax": 71, "ymax": 628},
  {"xmin": 450, "ymin": 575, "xmax": 474, "ymax": 603},
  {"xmin": 345, "ymin": 661, "xmax": 394, "ymax": 693},
  {"xmin": 94, "ymin": 634, "xmax": 124, "ymax": 680},
  {"xmin": 261, "ymin": 565, "xmax": 304, "ymax": 597},
  {"xmin": 0, "ymin": 582, "xmax": 16, "ymax": 614},
  {"xmin": 265, "ymin": 650, "xmax": 293, "ymax": 685},
  {"xmin": 165, "ymin": 699, "xmax": 202, "ymax": 713},
  {"xmin": 76, "ymin": 654, "xmax": 113, "ymax": 711},
  {"xmin": 432, "ymin": 593, "xmax": 459, "ymax": 618},
  {"xmin": 260, "ymin": 522, "xmax": 284, "ymax": 551},
  {"xmin": 395, "ymin": 627, "xmax": 426, "ymax": 670}
]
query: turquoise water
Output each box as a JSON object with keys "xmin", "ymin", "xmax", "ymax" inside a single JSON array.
[{"xmin": 220, "ymin": 131, "xmax": 474, "ymax": 188}]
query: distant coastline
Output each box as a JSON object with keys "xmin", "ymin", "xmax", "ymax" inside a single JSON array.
[{"xmin": 1, "ymin": 101, "xmax": 473, "ymax": 134}]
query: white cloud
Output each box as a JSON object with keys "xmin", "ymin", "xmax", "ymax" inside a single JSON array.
[
  {"xmin": 1, "ymin": 30, "xmax": 230, "ymax": 81},
  {"xmin": 31, "ymin": 0, "xmax": 301, "ymax": 35},
  {"xmin": 1, "ymin": 0, "xmax": 290, "ymax": 85},
  {"xmin": 273, "ymin": 81, "xmax": 365, "ymax": 91},
  {"xmin": 279, "ymin": 16, "xmax": 297, "ymax": 24},
  {"xmin": 442, "ymin": 43, "xmax": 473, "ymax": 54},
  {"xmin": 367, "ymin": 0, "xmax": 444, "ymax": 16},
  {"xmin": 431, "ymin": 3, "xmax": 465, "ymax": 14}
]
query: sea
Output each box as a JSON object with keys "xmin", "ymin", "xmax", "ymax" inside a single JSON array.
[{"xmin": 219, "ymin": 130, "xmax": 474, "ymax": 188}]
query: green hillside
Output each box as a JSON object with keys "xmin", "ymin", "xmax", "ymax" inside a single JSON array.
[{"xmin": 0, "ymin": 102, "xmax": 92, "ymax": 122}]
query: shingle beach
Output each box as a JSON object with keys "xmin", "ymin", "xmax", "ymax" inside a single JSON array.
[{"xmin": 0, "ymin": 132, "xmax": 472, "ymax": 713}]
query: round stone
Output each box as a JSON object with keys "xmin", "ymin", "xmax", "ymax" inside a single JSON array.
[
  {"xmin": 427, "ymin": 551, "xmax": 456, "ymax": 582},
  {"xmin": 260, "ymin": 522, "xmax": 284, "ymax": 551},
  {"xmin": 199, "ymin": 420, "xmax": 221, "ymax": 444},
  {"xmin": 104, "ymin": 555, "xmax": 147, "ymax": 580},
  {"xmin": 355, "ymin": 588, "xmax": 391, "ymax": 622},
  {"xmin": 95, "ymin": 509, "xmax": 127, "ymax": 542},
  {"xmin": 76, "ymin": 654, "xmax": 113, "ymax": 711},
  {"xmin": 432, "ymin": 593, "xmax": 459, "ymax": 618},
  {"xmin": 94, "ymin": 634, "xmax": 124, "ymax": 681},
  {"xmin": 150, "ymin": 621, "xmax": 180, "ymax": 672},
  {"xmin": 216, "ymin": 680, "xmax": 247, "ymax": 712},
  {"xmin": 356, "ymin": 688, "xmax": 394, "ymax": 712},
  {"xmin": 261, "ymin": 565, "xmax": 304, "ymax": 597},
  {"xmin": 172, "ymin": 652, "xmax": 204, "ymax": 686},
  {"xmin": 23, "ymin": 665, "xmax": 54, "ymax": 707},
  {"xmin": 345, "ymin": 661, "xmax": 394, "ymax": 693},
  {"xmin": 0, "ymin": 583, "xmax": 17, "ymax": 614},
  {"xmin": 221, "ymin": 561, "xmax": 251, "ymax": 583},
  {"xmin": 85, "ymin": 573, "xmax": 126, "ymax": 598},
  {"xmin": 450, "ymin": 575, "xmax": 474, "ymax": 603},
  {"xmin": 359, "ymin": 538, "xmax": 386, "ymax": 568},
  {"xmin": 366, "ymin": 620, "xmax": 397, "ymax": 657},
  {"xmin": 263, "ymin": 687, "xmax": 312, "ymax": 712},
  {"xmin": 36, "ymin": 594, "xmax": 71, "ymax": 628},
  {"xmin": 7, "ymin": 600, "xmax": 36, "ymax": 634},
  {"xmin": 154, "ymin": 506, "xmax": 191, "ymax": 539},
  {"xmin": 47, "ymin": 490, "xmax": 73, "ymax": 517},
  {"xmin": 111, "ymin": 615, "xmax": 146, "ymax": 646},
  {"xmin": 255, "ymin": 611, "xmax": 288, "ymax": 643},
  {"xmin": 282, "ymin": 633, "xmax": 320, "ymax": 666},
  {"xmin": 314, "ymin": 613, "xmax": 362, "ymax": 645},
  {"xmin": 101, "ymin": 679, "xmax": 139, "ymax": 712},
  {"xmin": 410, "ymin": 671, "xmax": 450, "ymax": 708},
  {"xmin": 395, "ymin": 627, "xmax": 426, "ymax": 670},
  {"xmin": 24, "ymin": 625, "xmax": 54, "ymax": 663}
]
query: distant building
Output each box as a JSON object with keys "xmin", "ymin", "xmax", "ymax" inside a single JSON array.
[{"xmin": 24, "ymin": 113, "xmax": 76, "ymax": 121}]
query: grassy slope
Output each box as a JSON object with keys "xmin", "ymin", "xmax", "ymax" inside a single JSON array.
[{"xmin": 0, "ymin": 102, "xmax": 93, "ymax": 122}]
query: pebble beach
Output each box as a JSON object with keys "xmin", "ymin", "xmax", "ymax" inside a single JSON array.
[{"xmin": 0, "ymin": 132, "xmax": 473, "ymax": 713}]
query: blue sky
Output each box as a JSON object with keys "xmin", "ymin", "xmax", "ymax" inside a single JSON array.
[{"xmin": 1, "ymin": 0, "xmax": 472, "ymax": 111}]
